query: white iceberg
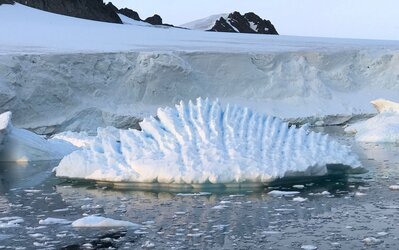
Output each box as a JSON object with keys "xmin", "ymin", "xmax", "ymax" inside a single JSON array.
[
  {"xmin": 56, "ymin": 98, "xmax": 361, "ymax": 184},
  {"xmin": 345, "ymin": 99, "xmax": 399, "ymax": 143},
  {"xmin": 0, "ymin": 111, "xmax": 76, "ymax": 162},
  {"xmin": 72, "ymin": 215, "xmax": 140, "ymax": 228}
]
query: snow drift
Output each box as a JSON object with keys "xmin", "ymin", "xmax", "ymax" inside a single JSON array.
[
  {"xmin": 345, "ymin": 99, "xmax": 399, "ymax": 143},
  {"xmin": 56, "ymin": 98, "xmax": 362, "ymax": 184},
  {"xmin": 0, "ymin": 111, "xmax": 76, "ymax": 162}
]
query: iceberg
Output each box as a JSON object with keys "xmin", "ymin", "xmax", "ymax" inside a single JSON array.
[
  {"xmin": 0, "ymin": 111, "xmax": 76, "ymax": 162},
  {"xmin": 345, "ymin": 99, "xmax": 399, "ymax": 143},
  {"xmin": 56, "ymin": 98, "xmax": 361, "ymax": 185}
]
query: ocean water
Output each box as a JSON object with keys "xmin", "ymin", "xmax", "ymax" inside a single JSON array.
[{"xmin": 0, "ymin": 127, "xmax": 398, "ymax": 249}]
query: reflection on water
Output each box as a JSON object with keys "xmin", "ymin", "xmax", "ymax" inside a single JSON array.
[{"xmin": 0, "ymin": 127, "xmax": 398, "ymax": 249}]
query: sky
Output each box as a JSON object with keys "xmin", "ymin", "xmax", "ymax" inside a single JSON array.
[{"xmin": 108, "ymin": 0, "xmax": 399, "ymax": 40}]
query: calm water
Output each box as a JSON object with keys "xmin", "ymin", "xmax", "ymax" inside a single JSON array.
[{"xmin": 0, "ymin": 127, "xmax": 399, "ymax": 249}]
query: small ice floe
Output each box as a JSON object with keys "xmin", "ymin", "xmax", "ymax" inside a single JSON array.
[
  {"xmin": 56, "ymin": 98, "xmax": 361, "ymax": 184},
  {"xmin": 301, "ymin": 245, "xmax": 317, "ymax": 250},
  {"xmin": 187, "ymin": 233, "xmax": 203, "ymax": 237},
  {"xmin": 39, "ymin": 218, "xmax": 71, "ymax": 225},
  {"xmin": 261, "ymin": 230, "xmax": 283, "ymax": 235},
  {"xmin": 293, "ymin": 197, "xmax": 308, "ymax": 202},
  {"xmin": 0, "ymin": 217, "xmax": 24, "ymax": 228},
  {"xmin": 71, "ymin": 215, "xmax": 140, "ymax": 228},
  {"xmin": 345, "ymin": 99, "xmax": 399, "ymax": 143},
  {"xmin": 292, "ymin": 185, "xmax": 305, "ymax": 189},
  {"xmin": 141, "ymin": 241, "xmax": 155, "ymax": 248},
  {"xmin": 309, "ymin": 191, "xmax": 331, "ymax": 196},
  {"xmin": 362, "ymin": 237, "xmax": 382, "ymax": 245},
  {"xmin": 377, "ymin": 232, "xmax": 389, "ymax": 237},
  {"xmin": 268, "ymin": 190, "xmax": 300, "ymax": 196},
  {"xmin": 389, "ymin": 185, "xmax": 399, "ymax": 190},
  {"xmin": 176, "ymin": 192, "xmax": 211, "ymax": 196},
  {"xmin": 211, "ymin": 205, "xmax": 228, "ymax": 210},
  {"xmin": 355, "ymin": 192, "xmax": 367, "ymax": 196}
]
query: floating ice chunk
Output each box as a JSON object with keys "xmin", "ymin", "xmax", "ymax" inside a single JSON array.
[
  {"xmin": 71, "ymin": 215, "xmax": 140, "ymax": 228},
  {"xmin": 362, "ymin": 237, "xmax": 382, "ymax": 245},
  {"xmin": 56, "ymin": 98, "xmax": 362, "ymax": 184},
  {"xmin": 345, "ymin": 99, "xmax": 399, "ymax": 143},
  {"xmin": 389, "ymin": 185, "xmax": 399, "ymax": 190},
  {"xmin": 293, "ymin": 197, "xmax": 308, "ymax": 202},
  {"xmin": 301, "ymin": 245, "xmax": 317, "ymax": 250},
  {"xmin": 0, "ymin": 111, "xmax": 77, "ymax": 162},
  {"xmin": 268, "ymin": 190, "xmax": 300, "ymax": 196},
  {"xmin": 0, "ymin": 217, "xmax": 24, "ymax": 228},
  {"xmin": 39, "ymin": 218, "xmax": 71, "ymax": 225}
]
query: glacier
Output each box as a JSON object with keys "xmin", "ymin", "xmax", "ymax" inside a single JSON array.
[
  {"xmin": 56, "ymin": 98, "xmax": 362, "ymax": 184},
  {"xmin": 345, "ymin": 99, "xmax": 399, "ymax": 143},
  {"xmin": 0, "ymin": 4, "xmax": 399, "ymax": 134},
  {"xmin": 0, "ymin": 111, "xmax": 76, "ymax": 162}
]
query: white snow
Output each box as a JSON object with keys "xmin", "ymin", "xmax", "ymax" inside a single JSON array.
[
  {"xmin": 345, "ymin": 99, "xmax": 399, "ymax": 143},
  {"xmin": 180, "ymin": 14, "xmax": 228, "ymax": 30},
  {"xmin": 56, "ymin": 98, "xmax": 361, "ymax": 184},
  {"xmin": 370, "ymin": 99, "xmax": 399, "ymax": 114},
  {"xmin": 1, "ymin": 4, "xmax": 399, "ymax": 132},
  {"xmin": 38, "ymin": 218, "xmax": 71, "ymax": 225},
  {"xmin": 71, "ymin": 215, "xmax": 140, "ymax": 228},
  {"xmin": 117, "ymin": 14, "xmax": 151, "ymax": 27},
  {"xmin": 0, "ymin": 111, "xmax": 77, "ymax": 162},
  {"xmin": 1, "ymin": 3, "xmax": 399, "ymax": 55},
  {"xmin": 51, "ymin": 131, "xmax": 95, "ymax": 148}
]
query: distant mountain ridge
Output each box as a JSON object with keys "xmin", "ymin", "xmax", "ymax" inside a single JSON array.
[{"xmin": 182, "ymin": 11, "xmax": 278, "ymax": 35}]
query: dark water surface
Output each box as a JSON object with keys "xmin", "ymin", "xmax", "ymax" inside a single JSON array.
[{"xmin": 0, "ymin": 127, "xmax": 399, "ymax": 249}]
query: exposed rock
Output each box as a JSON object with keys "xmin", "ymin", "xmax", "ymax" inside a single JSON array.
[
  {"xmin": 0, "ymin": 0, "xmax": 14, "ymax": 5},
  {"xmin": 14, "ymin": 0, "xmax": 122, "ymax": 24},
  {"xmin": 119, "ymin": 8, "xmax": 141, "ymax": 21},
  {"xmin": 210, "ymin": 11, "xmax": 278, "ymax": 35},
  {"xmin": 145, "ymin": 14, "xmax": 163, "ymax": 25},
  {"xmin": 106, "ymin": 2, "xmax": 118, "ymax": 13}
]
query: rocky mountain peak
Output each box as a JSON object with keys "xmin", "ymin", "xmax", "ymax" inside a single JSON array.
[{"xmin": 210, "ymin": 11, "xmax": 278, "ymax": 35}]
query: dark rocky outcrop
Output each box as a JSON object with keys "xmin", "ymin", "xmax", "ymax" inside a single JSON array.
[
  {"xmin": 0, "ymin": 0, "xmax": 14, "ymax": 5},
  {"xmin": 14, "ymin": 0, "xmax": 122, "ymax": 23},
  {"xmin": 106, "ymin": 2, "xmax": 118, "ymax": 13},
  {"xmin": 119, "ymin": 8, "xmax": 140, "ymax": 21},
  {"xmin": 210, "ymin": 11, "xmax": 278, "ymax": 35},
  {"xmin": 144, "ymin": 14, "xmax": 163, "ymax": 25}
]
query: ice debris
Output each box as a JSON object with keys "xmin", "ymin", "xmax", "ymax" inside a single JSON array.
[
  {"xmin": 0, "ymin": 111, "xmax": 76, "ymax": 162},
  {"xmin": 345, "ymin": 99, "xmax": 399, "ymax": 143},
  {"xmin": 56, "ymin": 98, "xmax": 362, "ymax": 184},
  {"xmin": 71, "ymin": 215, "xmax": 140, "ymax": 228}
]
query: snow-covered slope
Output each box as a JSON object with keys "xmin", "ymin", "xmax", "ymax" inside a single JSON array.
[
  {"xmin": 1, "ymin": 4, "xmax": 399, "ymax": 133},
  {"xmin": 345, "ymin": 99, "xmax": 399, "ymax": 143},
  {"xmin": 0, "ymin": 111, "xmax": 76, "ymax": 162},
  {"xmin": 0, "ymin": 3, "xmax": 398, "ymax": 54},
  {"xmin": 181, "ymin": 14, "xmax": 228, "ymax": 30},
  {"xmin": 56, "ymin": 99, "xmax": 362, "ymax": 184}
]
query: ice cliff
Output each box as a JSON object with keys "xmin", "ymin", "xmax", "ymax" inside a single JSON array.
[{"xmin": 56, "ymin": 98, "xmax": 362, "ymax": 184}]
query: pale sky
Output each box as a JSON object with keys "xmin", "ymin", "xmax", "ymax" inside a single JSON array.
[{"xmin": 108, "ymin": 0, "xmax": 399, "ymax": 40}]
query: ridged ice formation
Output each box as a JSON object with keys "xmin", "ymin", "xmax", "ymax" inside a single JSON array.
[{"xmin": 56, "ymin": 98, "xmax": 362, "ymax": 184}]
